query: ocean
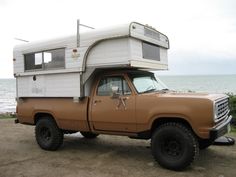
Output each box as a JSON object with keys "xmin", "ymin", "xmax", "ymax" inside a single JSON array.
[
  {"xmin": 159, "ymin": 75, "xmax": 236, "ymax": 94},
  {"xmin": 0, "ymin": 79, "xmax": 16, "ymax": 113},
  {"xmin": 0, "ymin": 75, "xmax": 236, "ymax": 113}
]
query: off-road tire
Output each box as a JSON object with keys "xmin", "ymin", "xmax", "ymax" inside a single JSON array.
[
  {"xmin": 199, "ymin": 139, "xmax": 214, "ymax": 149},
  {"xmin": 80, "ymin": 131, "xmax": 99, "ymax": 139},
  {"xmin": 35, "ymin": 118, "xmax": 63, "ymax": 151},
  {"xmin": 151, "ymin": 122, "xmax": 199, "ymax": 171}
]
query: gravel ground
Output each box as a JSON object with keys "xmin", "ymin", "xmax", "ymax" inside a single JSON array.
[{"xmin": 0, "ymin": 119, "xmax": 235, "ymax": 177}]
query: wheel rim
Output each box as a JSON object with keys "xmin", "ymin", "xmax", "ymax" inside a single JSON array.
[
  {"xmin": 161, "ymin": 137, "xmax": 183, "ymax": 158},
  {"xmin": 40, "ymin": 127, "xmax": 52, "ymax": 142}
]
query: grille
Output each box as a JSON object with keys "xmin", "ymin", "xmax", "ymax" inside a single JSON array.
[{"xmin": 215, "ymin": 98, "xmax": 229, "ymax": 122}]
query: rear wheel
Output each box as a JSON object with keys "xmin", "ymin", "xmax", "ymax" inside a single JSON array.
[
  {"xmin": 151, "ymin": 122, "xmax": 199, "ymax": 171},
  {"xmin": 80, "ymin": 131, "xmax": 99, "ymax": 139},
  {"xmin": 35, "ymin": 118, "xmax": 63, "ymax": 151}
]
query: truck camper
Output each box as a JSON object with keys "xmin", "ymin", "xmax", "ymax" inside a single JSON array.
[{"xmin": 14, "ymin": 22, "xmax": 231, "ymax": 171}]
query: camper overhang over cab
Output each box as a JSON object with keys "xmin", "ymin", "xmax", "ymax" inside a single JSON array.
[{"xmin": 13, "ymin": 22, "xmax": 169, "ymax": 98}]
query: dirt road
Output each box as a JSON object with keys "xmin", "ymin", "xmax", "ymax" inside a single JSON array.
[{"xmin": 0, "ymin": 119, "xmax": 235, "ymax": 177}]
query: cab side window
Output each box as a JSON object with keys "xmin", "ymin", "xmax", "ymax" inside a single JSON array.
[{"xmin": 97, "ymin": 76, "xmax": 131, "ymax": 96}]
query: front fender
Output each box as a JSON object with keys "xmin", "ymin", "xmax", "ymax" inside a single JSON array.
[
  {"xmin": 148, "ymin": 114, "xmax": 200, "ymax": 136},
  {"xmin": 135, "ymin": 94, "xmax": 214, "ymax": 139}
]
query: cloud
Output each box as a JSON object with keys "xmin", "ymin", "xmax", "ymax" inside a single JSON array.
[{"xmin": 0, "ymin": 0, "xmax": 7, "ymax": 6}]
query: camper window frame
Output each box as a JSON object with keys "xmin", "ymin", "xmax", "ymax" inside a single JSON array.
[{"xmin": 24, "ymin": 48, "xmax": 66, "ymax": 72}]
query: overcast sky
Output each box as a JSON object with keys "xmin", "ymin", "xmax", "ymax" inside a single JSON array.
[{"xmin": 0, "ymin": 0, "xmax": 236, "ymax": 78}]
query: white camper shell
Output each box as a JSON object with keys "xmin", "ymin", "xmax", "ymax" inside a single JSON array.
[{"xmin": 13, "ymin": 22, "xmax": 169, "ymax": 98}]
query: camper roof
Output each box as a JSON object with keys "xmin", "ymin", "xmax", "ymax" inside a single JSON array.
[{"xmin": 14, "ymin": 22, "xmax": 169, "ymax": 53}]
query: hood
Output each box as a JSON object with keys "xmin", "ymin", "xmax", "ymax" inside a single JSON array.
[{"xmin": 153, "ymin": 91, "xmax": 228, "ymax": 102}]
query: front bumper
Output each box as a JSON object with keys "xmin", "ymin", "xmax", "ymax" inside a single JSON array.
[{"xmin": 210, "ymin": 115, "xmax": 232, "ymax": 140}]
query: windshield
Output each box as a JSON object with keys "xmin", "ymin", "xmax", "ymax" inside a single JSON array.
[{"xmin": 129, "ymin": 73, "xmax": 168, "ymax": 93}]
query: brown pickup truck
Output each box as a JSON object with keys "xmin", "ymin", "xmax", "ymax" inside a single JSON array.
[{"xmin": 16, "ymin": 69, "xmax": 232, "ymax": 170}]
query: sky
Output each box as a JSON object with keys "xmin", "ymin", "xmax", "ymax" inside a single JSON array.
[{"xmin": 0, "ymin": 0, "xmax": 236, "ymax": 78}]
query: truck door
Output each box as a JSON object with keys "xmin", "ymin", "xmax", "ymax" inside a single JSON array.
[{"xmin": 91, "ymin": 75, "xmax": 136, "ymax": 132}]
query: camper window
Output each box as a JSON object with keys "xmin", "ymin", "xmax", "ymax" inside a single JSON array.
[
  {"xmin": 142, "ymin": 42, "xmax": 160, "ymax": 61},
  {"xmin": 24, "ymin": 48, "xmax": 65, "ymax": 71},
  {"xmin": 25, "ymin": 53, "xmax": 43, "ymax": 70},
  {"xmin": 43, "ymin": 49, "xmax": 65, "ymax": 70}
]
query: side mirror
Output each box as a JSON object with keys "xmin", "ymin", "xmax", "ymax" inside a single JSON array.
[{"xmin": 111, "ymin": 86, "xmax": 120, "ymax": 99}]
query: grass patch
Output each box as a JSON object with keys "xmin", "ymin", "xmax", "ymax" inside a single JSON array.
[
  {"xmin": 231, "ymin": 126, "xmax": 236, "ymax": 133},
  {"xmin": 227, "ymin": 93, "xmax": 236, "ymax": 132},
  {"xmin": 0, "ymin": 113, "xmax": 15, "ymax": 119},
  {"xmin": 228, "ymin": 94, "xmax": 236, "ymax": 118}
]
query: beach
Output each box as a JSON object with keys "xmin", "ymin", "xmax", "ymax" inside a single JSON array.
[{"xmin": 0, "ymin": 119, "xmax": 235, "ymax": 177}]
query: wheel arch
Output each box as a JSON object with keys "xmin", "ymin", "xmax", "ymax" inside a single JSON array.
[
  {"xmin": 151, "ymin": 117, "xmax": 194, "ymax": 134},
  {"xmin": 34, "ymin": 112, "xmax": 57, "ymax": 125},
  {"xmin": 138, "ymin": 116, "xmax": 199, "ymax": 140},
  {"xmin": 152, "ymin": 116, "xmax": 205, "ymax": 139}
]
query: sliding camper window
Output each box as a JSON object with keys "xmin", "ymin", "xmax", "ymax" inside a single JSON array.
[
  {"xmin": 142, "ymin": 42, "xmax": 160, "ymax": 61},
  {"xmin": 24, "ymin": 48, "xmax": 65, "ymax": 71}
]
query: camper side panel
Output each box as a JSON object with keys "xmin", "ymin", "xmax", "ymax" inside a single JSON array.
[
  {"xmin": 13, "ymin": 50, "xmax": 25, "ymax": 74},
  {"xmin": 128, "ymin": 38, "xmax": 168, "ymax": 70},
  {"xmin": 17, "ymin": 73, "xmax": 81, "ymax": 97},
  {"xmin": 86, "ymin": 38, "xmax": 130, "ymax": 67},
  {"xmin": 13, "ymin": 36, "xmax": 83, "ymax": 76}
]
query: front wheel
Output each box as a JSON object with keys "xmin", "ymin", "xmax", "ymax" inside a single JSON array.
[
  {"xmin": 151, "ymin": 122, "xmax": 199, "ymax": 171},
  {"xmin": 35, "ymin": 118, "xmax": 63, "ymax": 151}
]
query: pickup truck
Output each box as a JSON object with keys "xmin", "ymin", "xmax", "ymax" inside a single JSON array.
[{"xmin": 16, "ymin": 69, "xmax": 232, "ymax": 171}]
